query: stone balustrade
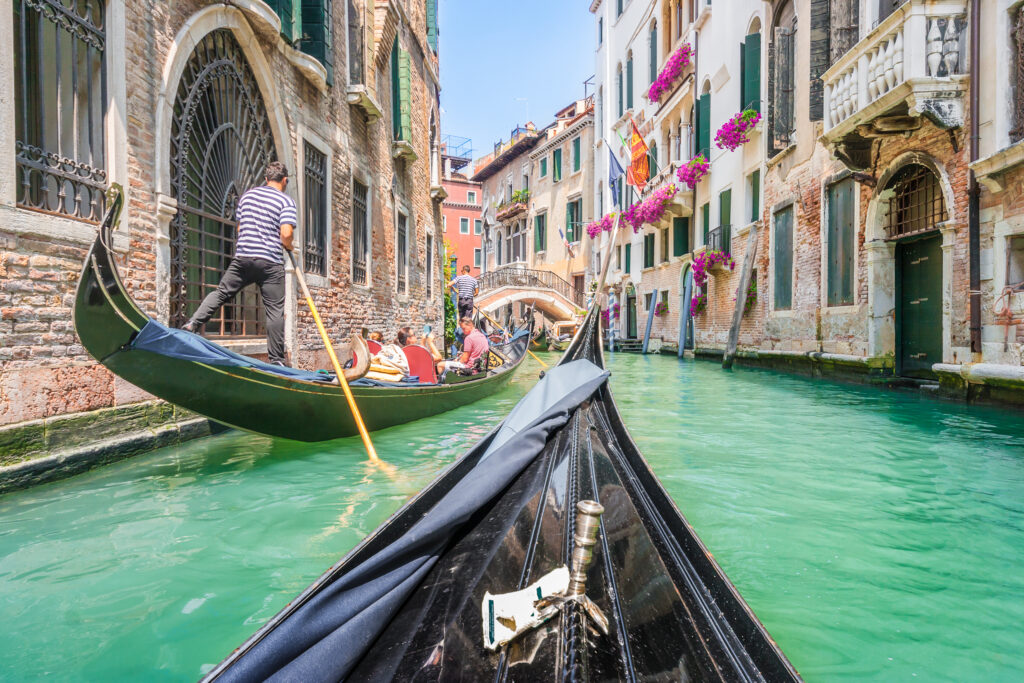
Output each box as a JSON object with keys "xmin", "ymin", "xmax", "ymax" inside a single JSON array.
[{"xmin": 822, "ymin": 0, "xmax": 967, "ymax": 139}]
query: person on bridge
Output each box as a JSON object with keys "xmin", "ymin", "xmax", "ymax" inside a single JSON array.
[
  {"xmin": 448, "ymin": 265, "xmax": 478, "ymax": 320},
  {"xmin": 182, "ymin": 161, "xmax": 296, "ymax": 366}
]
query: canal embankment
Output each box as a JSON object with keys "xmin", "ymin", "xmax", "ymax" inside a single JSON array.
[{"xmin": 0, "ymin": 400, "xmax": 219, "ymax": 494}]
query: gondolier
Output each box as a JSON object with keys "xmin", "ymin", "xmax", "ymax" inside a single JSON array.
[
  {"xmin": 448, "ymin": 265, "xmax": 478, "ymax": 320},
  {"xmin": 182, "ymin": 161, "xmax": 296, "ymax": 365}
]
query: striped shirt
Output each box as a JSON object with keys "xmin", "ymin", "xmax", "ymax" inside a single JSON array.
[
  {"xmin": 234, "ymin": 185, "xmax": 298, "ymax": 264},
  {"xmin": 454, "ymin": 274, "xmax": 478, "ymax": 299}
]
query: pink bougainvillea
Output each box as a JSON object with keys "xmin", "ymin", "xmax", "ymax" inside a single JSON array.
[
  {"xmin": 621, "ymin": 184, "xmax": 678, "ymax": 233},
  {"xmin": 585, "ymin": 213, "xmax": 616, "ymax": 239},
  {"xmin": 654, "ymin": 301, "xmax": 668, "ymax": 317},
  {"xmin": 714, "ymin": 109, "xmax": 761, "ymax": 152},
  {"xmin": 690, "ymin": 292, "xmax": 707, "ymax": 317},
  {"xmin": 647, "ymin": 44, "xmax": 694, "ymax": 102},
  {"xmin": 676, "ymin": 155, "xmax": 710, "ymax": 189},
  {"xmin": 691, "ymin": 249, "xmax": 735, "ymax": 291},
  {"xmin": 601, "ymin": 302, "xmax": 621, "ymax": 326}
]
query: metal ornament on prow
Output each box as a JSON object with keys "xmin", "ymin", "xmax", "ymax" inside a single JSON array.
[{"xmin": 567, "ymin": 500, "xmax": 609, "ymax": 634}]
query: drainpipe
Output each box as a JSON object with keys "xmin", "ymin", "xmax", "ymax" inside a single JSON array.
[{"xmin": 968, "ymin": 0, "xmax": 981, "ymax": 354}]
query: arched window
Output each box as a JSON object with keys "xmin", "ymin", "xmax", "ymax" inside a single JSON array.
[
  {"xmin": 884, "ymin": 164, "xmax": 947, "ymax": 240},
  {"xmin": 769, "ymin": 0, "xmax": 796, "ymax": 155},
  {"xmin": 626, "ymin": 51, "xmax": 634, "ymax": 110}
]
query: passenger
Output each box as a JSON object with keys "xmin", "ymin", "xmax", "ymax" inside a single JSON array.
[
  {"xmin": 438, "ymin": 317, "xmax": 489, "ymax": 375},
  {"xmin": 368, "ymin": 331, "xmax": 384, "ymax": 343},
  {"xmin": 367, "ymin": 328, "xmax": 411, "ymax": 380}
]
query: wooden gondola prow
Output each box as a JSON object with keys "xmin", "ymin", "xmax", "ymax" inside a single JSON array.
[
  {"xmin": 286, "ymin": 250, "xmax": 379, "ymax": 461},
  {"xmin": 475, "ymin": 306, "xmax": 549, "ymax": 369}
]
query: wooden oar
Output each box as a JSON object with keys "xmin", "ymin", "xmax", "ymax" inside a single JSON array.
[
  {"xmin": 286, "ymin": 251, "xmax": 379, "ymax": 461},
  {"xmin": 475, "ymin": 307, "xmax": 548, "ymax": 369}
]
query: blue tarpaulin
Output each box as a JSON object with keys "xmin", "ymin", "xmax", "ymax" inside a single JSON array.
[{"xmin": 211, "ymin": 359, "xmax": 609, "ymax": 682}]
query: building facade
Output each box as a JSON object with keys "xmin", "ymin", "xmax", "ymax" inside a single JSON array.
[
  {"xmin": 590, "ymin": 0, "xmax": 1023, "ymax": 399},
  {"xmin": 440, "ymin": 138, "xmax": 483, "ymax": 276},
  {"xmin": 1, "ymin": 0, "xmax": 445, "ymax": 441}
]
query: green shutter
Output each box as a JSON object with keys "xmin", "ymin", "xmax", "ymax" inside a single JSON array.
[
  {"xmin": 644, "ymin": 234, "xmax": 655, "ymax": 268},
  {"xmin": 750, "ymin": 170, "xmax": 760, "ymax": 222},
  {"xmin": 742, "ymin": 33, "xmax": 761, "ymax": 112},
  {"xmin": 426, "ymin": 0, "xmax": 438, "ymax": 52},
  {"xmin": 268, "ymin": 0, "xmax": 298, "ymax": 42},
  {"xmin": 626, "ymin": 56, "xmax": 634, "ymax": 110},
  {"xmin": 617, "ymin": 69, "xmax": 624, "ymax": 117},
  {"xmin": 535, "ymin": 215, "xmax": 543, "ymax": 252},
  {"xmin": 565, "ymin": 204, "xmax": 573, "ymax": 244},
  {"xmin": 390, "ymin": 37, "xmax": 401, "ymax": 139},
  {"xmin": 702, "ymin": 202, "xmax": 710, "ymax": 244},
  {"xmin": 673, "ymin": 216, "xmax": 689, "ymax": 256},
  {"xmin": 573, "ymin": 137, "xmax": 581, "ymax": 172},
  {"xmin": 553, "ymin": 150, "xmax": 561, "ymax": 181},
  {"xmin": 827, "ymin": 178, "xmax": 855, "ymax": 305},
  {"xmin": 719, "ymin": 189, "xmax": 732, "ymax": 252},
  {"xmin": 774, "ymin": 206, "xmax": 793, "ymax": 310},
  {"xmin": 540, "ymin": 158, "xmax": 547, "ymax": 177},
  {"xmin": 625, "ymin": 243, "xmax": 631, "ymax": 273},
  {"xmin": 399, "ymin": 48, "xmax": 412, "ymax": 142},
  {"xmin": 301, "ymin": 0, "xmax": 333, "ymax": 86},
  {"xmin": 650, "ymin": 25, "xmax": 658, "ymax": 85},
  {"xmin": 697, "ymin": 93, "xmax": 711, "ymax": 158}
]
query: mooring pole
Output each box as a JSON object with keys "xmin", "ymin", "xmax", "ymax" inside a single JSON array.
[{"xmin": 679, "ymin": 270, "xmax": 693, "ymax": 358}]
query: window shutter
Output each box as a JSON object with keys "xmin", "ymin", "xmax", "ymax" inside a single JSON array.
[
  {"xmin": 827, "ymin": 178, "xmax": 855, "ymax": 305},
  {"xmin": 625, "ymin": 243, "xmax": 631, "ymax": 273},
  {"xmin": 772, "ymin": 27, "xmax": 795, "ymax": 150},
  {"xmin": 697, "ymin": 93, "xmax": 711, "ymax": 158},
  {"xmin": 719, "ymin": 189, "xmax": 731, "ymax": 226},
  {"xmin": 626, "ymin": 56, "xmax": 634, "ymax": 110},
  {"xmin": 750, "ymin": 169, "xmax": 760, "ymax": 222},
  {"xmin": 644, "ymin": 234, "xmax": 654, "ymax": 268},
  {"xmin": 399, "ymin": 48, "xmax": 412, "ymax": 141},
  {"xmin": 702, "ymin": 202, "xmax": 710, "ymax": 244},
  {"xmin": 301, "ymin": 0, "xmax": 333, "ymax": 86},
  {"xmin": 673, "ymin": 216, "xmax": 689, "ymax": 256},
  {"xmin": 268, "ymin": 0, "xmax": 297, "ymax": 42},
  {"xmin": 650, "ymin": 25, "xmax": 658, "ymax": 84},
  {"xmin": 810, "ymin": 0, "xmax": 829, "ymax": 120},
  {"xmin": 540, "ymin": 158, "xmax": 547, "ymax": 177},
  {"xmin": 774, "ymin": 207, "xmax": 793, "ymax": 310},
  {"xmin": 573, "ymin": 137, "xmax": 581, "ymax": 171},
  {"xmin": 830, "ymin": 0, "xmax": 859, "ymax": 64},
  {"xmin": 426, "ymin": 0, "xmax": 439, "ymax": 52},
  {"xmin": 390, "ymin": 37, "xmax": 401, "ymax": 139},
  {"xmin": 743, "ymin": 33, "xmax": 761, "ymax": 112},
  {"xmin": 617, "ymin": 69, "xmax": 624, "ymax": 117},
  {"xmin": 767, "ymin": 36, "xmax": 777, "ymax": 155},
  {"xmin": 566, "ymin": 204, "xmax": 573, "ymax": 244},
  {"xmin": 535, "ymin": 215, "xmax": 543, "ymax": 252}
]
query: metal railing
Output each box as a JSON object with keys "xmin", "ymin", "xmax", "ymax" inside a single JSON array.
[
  {"xmin": 707, "ymin": 224, "xmax": 732, "ymax": 254},
  {"xmin": 478, "ymin": 266, "xmax": 585, "ymax": 308}
]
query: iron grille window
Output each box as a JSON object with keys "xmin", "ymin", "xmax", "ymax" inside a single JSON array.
[
  {"xmin": 425, "ymin": 233, "xmax": 433, "ymax": 297},
  {"xmin": 14, "ymin": 0, "xmax": 107, "ymax": 222},
  {"xmin": 303, "ymin": 142, "xmax": 328, "ymax": 276},
  {"xmin": 1012, "ymin": 5, "xmax": 1024, "ymax": 143},
  {"xmin": 169, "ymin": 29, "xmax": 275, "ymax": 335},
  {"xmin": 770, "ymin": 19, "xmax": 796, "ymax": 156},
  {"xmin": 884, "ymin": 165, "xmax": 947, "ymax": 240},
  {"xmin": 396, "ymin": 213, "xmax": 408, "ymax": 294},
  {"xmin": 352, "ymin": 180, "xmax": 369, "ymax": 284}
]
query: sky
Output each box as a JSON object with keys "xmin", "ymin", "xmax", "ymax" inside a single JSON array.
[{"xmin": 438, "ymin": 0, "xmax": 595, "ymax": 172}]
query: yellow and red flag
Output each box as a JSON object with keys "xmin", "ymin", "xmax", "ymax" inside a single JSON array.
[{"xmin": 626, "ymin": 118, "xmax": 650, "ymax": 192}]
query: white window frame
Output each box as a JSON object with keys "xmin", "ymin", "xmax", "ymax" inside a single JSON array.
[
  {"xmin": 467, "ymin": 190, "xmax": 477, "ymax": 204},
  {"xmin": 474, "ymin": 218, "xmax": 482, "ymax": 234},
  {"xmin": 474, "ymin": 248, "xmax": 481, "ymax": 268},
  {"xmin": 460, "ymin": 216, "xmax": 470, "ymax": 234}
]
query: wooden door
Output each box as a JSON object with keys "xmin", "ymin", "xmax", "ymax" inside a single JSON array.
[
  {"xmin": 627, "ymin": 295, "xmax": 638, "ymax": 339},
  {"xmin": 897, "ymin": 234, "xmax": 942, "ymax": 377}
]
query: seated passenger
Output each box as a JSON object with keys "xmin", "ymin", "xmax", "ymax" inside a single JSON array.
[
  {"xmin": 368, "ymin": 331, "xmax": 384, "ymax": 343},
  {"xmin": 438, "ymin": 317, "xmax": 488, "ymax": 375},
  {"xmin": 366, "ymin": 328, "xmax": 411, "ymax": 380}
]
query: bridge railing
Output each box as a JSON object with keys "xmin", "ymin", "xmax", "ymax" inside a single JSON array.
[{"xmin": 478, "ymin": 266, "xmax": 585, "ymax": 309}]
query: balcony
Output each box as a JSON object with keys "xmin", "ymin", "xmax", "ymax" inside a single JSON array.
[
  {"xmin": 821, "ymin": 0, "xmax": 967, "ymax": 169},
  {"xmin": 707, "ymin": 225, "xmax": 731, "ymax": 255}
]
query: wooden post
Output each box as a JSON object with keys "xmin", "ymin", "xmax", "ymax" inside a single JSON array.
[
  {"xmin": 641, "ymin": 288, "xmax": 659, "ymax": 354},
  {"xmin": 678, "ymin": 270, "xmax": 692, "ymax": 358},
  {"xmin": 723, "ymin": 225, "xmax": 758, "ymax": 369}
]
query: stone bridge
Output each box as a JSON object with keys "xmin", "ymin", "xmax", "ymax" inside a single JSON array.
[{"xmin": 475, "ymin": 267, "xmax": 585, "ymax": 321}]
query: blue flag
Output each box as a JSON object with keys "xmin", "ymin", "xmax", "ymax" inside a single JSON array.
[{"xmin": 608, "ymin": 149, "xmax": 625, "ymax": 208}]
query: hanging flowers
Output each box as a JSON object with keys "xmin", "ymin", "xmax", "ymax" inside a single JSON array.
[
  {"xmin": 676, "ymin": 155, "xmax": 710, "ymax": 189},
  {"xmin": 654, "ymin": 301, "xmax": 669, "ymax": 317},
  {"xmin": 601, "ymin": 302, "xmax": 621, "ymax": 326},
  {"xmin": 622, "ymin": 184, "xmax": 678, "ymax": 233},
  {"xmin": 647, "ymin": 43, "xmax": 694, "ymax": 102},
  {"xmin": 691, "ymin": 249, "xmax": 735, "ymax": 291},
  {"xmin": 714, "ymin": 109, "xmax": 761, "ymax": 152},
  {"xmin": 690, "ymin": 292, "xmax": 707, "ymax": 316},
  {"xmin": 742, "ymin": 279, "xmax": 757, "ymax": 315},
  {"xmin": 585, "ymin": 212, "xmax": 616, "ymax": 239}
]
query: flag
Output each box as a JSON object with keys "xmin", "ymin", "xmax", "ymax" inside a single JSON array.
[
  {"xmin": 558, "ymin": 227, "xmax": 576, "ymax": 258},
  {"xmin": 626, "ymin": 118, "xmax": 650, "ymax": 193},
  {"xmin": 608, "ymin": 148, "xmax": 625, "ymax": 208}
]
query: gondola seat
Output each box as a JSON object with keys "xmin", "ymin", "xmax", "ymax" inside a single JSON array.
[
  {"xmin": 367, "ymin": 339, "xmax": 382, "ymax": 355},
  {"xmin": 402, "ymin": 344, "xmax": 437, "ymax": 383}
]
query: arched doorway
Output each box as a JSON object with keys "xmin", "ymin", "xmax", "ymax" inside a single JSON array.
[
  {"xmin": 169, "ymin": 29, "xmax": 276, "ymax": 335},
  {"xmin": 679, "ymin": 264, "xmax": 695, "ymax": 350},
  {"xmin": 884, "ymin": 164, "xmax": 947, "ymax": 377}
]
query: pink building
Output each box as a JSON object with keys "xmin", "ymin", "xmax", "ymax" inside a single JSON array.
[{"xmin": 440, "ymin": 137, "xmax": 482, "ymax": 275}]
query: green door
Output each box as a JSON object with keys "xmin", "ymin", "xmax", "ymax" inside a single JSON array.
[
  {"xmin": 627, "ymin": 295, "xmax": 638, "ymax": 339},
  {"xmin": 897, "ymin": 234, "xmax": 942, "ymax": 377}
]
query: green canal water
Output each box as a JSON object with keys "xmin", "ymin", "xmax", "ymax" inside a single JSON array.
[{"xmin": 1, "ymin": 354, "xmax": 1023, "ymax": 681}]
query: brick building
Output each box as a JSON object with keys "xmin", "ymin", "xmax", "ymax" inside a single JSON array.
[
  {"xmin": 439, "ymin": 136, "xmax": 482, "ymax": 275},
  {"xmin": 0, "ymin": 0, "xmax": 445, "ymax": 454}
]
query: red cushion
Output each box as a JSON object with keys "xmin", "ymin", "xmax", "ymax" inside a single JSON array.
[
  {"xmin": 367, "ymin": 339, "xmax": 382, "ymax": 355},
  {"xmin": 402, "ymin": 344, "xmax": 437, "ymax": 383}
]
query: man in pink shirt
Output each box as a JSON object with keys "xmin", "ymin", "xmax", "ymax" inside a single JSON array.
[{"xmin": 439, "ymin": 317, "xmax": 489, "ymax": 374}]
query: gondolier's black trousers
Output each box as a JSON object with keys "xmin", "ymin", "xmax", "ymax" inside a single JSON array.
[
  {"xmin": 458, "ymin": 296, "xmax": 474, "ymax": 320},
  {"xmin": 189, "ymin": 257, "xmax": 286, "ymax": 364}
]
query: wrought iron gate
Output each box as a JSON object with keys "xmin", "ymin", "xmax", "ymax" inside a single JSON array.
[{"xmin": 169, "ymin": 29, "xmax": 275, "ymax": 335}]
